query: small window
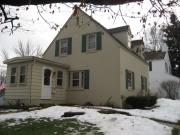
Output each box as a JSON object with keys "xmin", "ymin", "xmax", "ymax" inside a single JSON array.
[
  {"xmin": 44, "ymin": 69, "xmax": 51, "ymax": 86},
  {"xmin": 70, "ymin": 71, "xmax": 84, "ymax": 89},
  {"xmin": 149, "ymin": 61, "xmax": 152, "ymax": 71},
  {"xmin": 10, "ymin": 67, "xmax": 17, "ymax": 84},
  {"xmin": 60, "ymin": 39, "xmax": 68, "ymax": 55},
  {"xmin": 19, "ymin": 66, "xmax": 26, "ymax": 83},
  {"xmin": 126, "ymin": 69, "xmax": 135, "ymax": 90},
  {"xmin": 141, "ymin": 76, "xmax": 147, "ymax": 91},
  {"xmin": 57, "ymin": 71, "xmax": 63, "ymax": 87},
  {"xmin": 87, "ymin": 33, "xmax": 96, "ymax": 51}
]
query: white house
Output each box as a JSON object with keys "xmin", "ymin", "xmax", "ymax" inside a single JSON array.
[{"xmin": 143, "ymin": 45, "xmax": 180, "ymax": 98}]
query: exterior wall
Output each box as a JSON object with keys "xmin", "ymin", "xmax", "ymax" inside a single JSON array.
[
  {"xmin": 149, "ymin": 58, "xmax": 180, "ymax": 97},
  {"xmin": 43, "ymin": 11, "xmax": 122, "ymax": 106},
  {"xmin": 30, "ymin": 62, "xmax": 67, "ymax": 105},
  {"xmin": 5, "ymin": 62, "xmax": 32, "ymax": 105},
  {"xmin": 120, "ymin": 48, "xmax": 149, "ymax": 101},
  {"xmin": 5, "ymin": 61, "xmax": 67, "ymax": 106},
  {"xmin": 112, "ymin": 32, "xmax": 128, "ymax": 47}
]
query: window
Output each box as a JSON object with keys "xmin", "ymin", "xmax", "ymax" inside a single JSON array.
[
  {"xmin": 126, "ymin": 69, "xmax": 135, "ymax": 90},
  {"xmin": 57, "ymin": 71, "xmax": 63, "ymax": 87},
  {"xmin": 10, "ymin": 67, "xmax": 17, "ymax": 84},
  {"xmin": 44, "ymin": 69, "xmax": 51, "ymax": 86},
  {"xmin": 19, "ymin": 66, "xmax": 26, "ymax": 83},
  {"xmin": 87, "ymin": 33, "xmax": 96, "ymax": 51},
  {"xmin": 141, "ymin": 76, "xmax": 147, "ymax": 91},
  {"xmin": 149, "ymin": 61, "xmax": 152, "ymax": 71},
  {"xmin": 82, "ymin": 32, "xmax": 102, "ymax": 52},
  {"xmin": 55, "ymin": 38, "xmax": 72, "ymax": 57},
  {"xmin": 70, "ymin": 70, "xmax": 89, "ymax": 89},
  {"xmin": 60, "ymin": 39, "xmax": 68, "ymax": 55}
]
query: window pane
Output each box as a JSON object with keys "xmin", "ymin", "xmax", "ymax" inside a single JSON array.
[
  {"xmin": 72, "ymin": 80, "xmax": 79, "ymax": 87},
  {"xmin": 20, "ymin": 66, "xmax": 26, "ymax": 74},
  {"xmin": 44, "ymin": 69, "xmax": 51, "ymax": 85},
  {"xmin": 57, "ymin": 71, "xmax": 63, "ymax": 78},
  {"xmin": 87, "ymin": 34, "xmax": 96, "ymax": 50},
  {"xmin": 60, "ymin": 39, "xmax": 68, "ymax": 54},
  {"xmin": 11, "ymin": 76, "xmax": 16, "ymax": 83},
  {"xmin": 11, "ymin": 68, "xmax": 16, "ymax": 75},
  {"xmin": 57, "ymin": 79, "xmax": 62, "ymax": 86},
  {"xmin": 73, "ymin": 72, "xmax": 79, "ymax": 79},
  {"xmin": 20, "ymin": 75, "xmax": 25, "ymax": 83}
]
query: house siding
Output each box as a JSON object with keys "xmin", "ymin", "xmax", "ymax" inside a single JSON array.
[
  {"xmin": 43, "ymin": 10, "xmax": 122, "ymax": 106},
  {"xmin": 120, "ymin": 47, "xmax": 149, "ymax": 100}
]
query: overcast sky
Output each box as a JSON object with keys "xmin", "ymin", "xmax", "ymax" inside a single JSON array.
[{"xmin": 0, "ymin": 0, "xmax": 179, "ymax": 66}]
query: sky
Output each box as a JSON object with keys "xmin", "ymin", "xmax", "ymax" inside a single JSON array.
[{"xmin": 0, "ymin": 0, "xmax": 180, "ymax": 67}]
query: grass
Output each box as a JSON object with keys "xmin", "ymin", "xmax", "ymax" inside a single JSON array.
[
  {"xmin": 171, "ymin": 128, "xmax": 179, "ymax": 135},
  {"xmin": 0, "ymin": 118, "xmax": 103, "ymax": 135}
]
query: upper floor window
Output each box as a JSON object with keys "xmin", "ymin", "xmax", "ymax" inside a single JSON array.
[
  {"xmin": 57, "ymin": 71, "xmax": 63, "ymax": 87},
  {"xmin": 149, "ymin": 61, "xmax": 152, "ymax": 71},
  {"xmin": 60, "ymin": 39, "xmax": 68, "ymax": 55},
  {"xmin": 125, "ymin": 69, "xmax": 135, "ymax": 90},
  {"xmin": 19, "ymin": 66, "xmax": 26, "ymax": 83},
  {"xmin": 82, "ymin": 32, "xmax": 102, "ymax": 52},
  {"xmin": 55, "ymin": 38, "xmax": 72, "ymax": 57},
  {"xmin": 10, "ymin": 67, "xmax": 17, "ymax": 84},
  {"xmin": 87, "ymin": 33, "xmax": 96, "ymax": 51}
]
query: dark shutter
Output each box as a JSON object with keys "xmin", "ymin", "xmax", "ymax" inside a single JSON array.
[
  {"xmin": 149, "ymin": 61, "xmax": 152, "ymax": 71},
  {"xmin": 82, "ymin": 35, "xmax": 86, "ymax": 52},
  {"xmin": 96, "ymin": 32, "xmax": 102, "ymax": 50},
  {"xmin": 125, "ymin": 69, "xmax": 128, "ymax": 89},
  {"xmin": 55, "ymin": 40, "xmax": 59, "ymax": 56},
  {"xmin": 68, "ymin": 38, "xmax": 72, "ymax": 55},
  {"xmin": 84, "ymin": 70, "xmax": 89, "ymax": 89},
  {"xmin": 132, "ymin": 72, "xmax": 135, "ymax": 90},
  {"xmin": 145, "ymin": 77, "xmax": 147, "ymax": 91},
  {"xmin": 141, "ymin": 76, "xmax": 143, "ymax": 90}
]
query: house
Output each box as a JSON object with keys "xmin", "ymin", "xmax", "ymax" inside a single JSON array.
[
  {"xmin": 143, "ymin": 44, "xmax": 180, "ymax": 98},
  {"xmin": 4, "ymin": 7, "xmax": 149, "ymax": 107}
]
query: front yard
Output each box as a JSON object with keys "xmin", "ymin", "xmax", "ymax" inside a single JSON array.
[{"xmin": 0, "ymin": 98, "xmax": 179, "ymax": 135}]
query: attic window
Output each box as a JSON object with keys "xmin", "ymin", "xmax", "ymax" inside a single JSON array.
[
  {"xmin": 87, "ymin": 33, "xmax": 96, "ymax": 51},
  {"xmin": 60, "ymin": 39, "xmax": 68, "ymax": 55}
]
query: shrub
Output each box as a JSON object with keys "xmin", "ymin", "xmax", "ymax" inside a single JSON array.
[
  {"xmin": 126, "ymin": 96, "xmax": 157, "ymax": 109},
  {"xmin": 83, "ymin": 102, "xmax": 94, "ymax": 106}
]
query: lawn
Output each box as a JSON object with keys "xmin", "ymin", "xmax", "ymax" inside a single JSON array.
[{"xmin": 0, "ymin": 118, "xmax": 103, "ymax": 135}]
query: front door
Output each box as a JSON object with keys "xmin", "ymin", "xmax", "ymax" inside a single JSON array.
[{"xmin": 41, "ymin": 68, "xmax": 52, "ymax": 99}]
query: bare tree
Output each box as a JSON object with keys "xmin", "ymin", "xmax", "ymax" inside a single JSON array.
[
  {"xmin": 14, "ymin": 40, "xmax": 43, "ymax": 57},
  {"xmin": 160, "ymin": 80, "xmax": 180, "ymax": 100},
  {"xmin": 1, "ymin": 49, "xmax": 9, "ymax": 60}
]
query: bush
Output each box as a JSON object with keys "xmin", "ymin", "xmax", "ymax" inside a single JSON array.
[{"xmin": 126, "ymin": 96, "xmax": 157, "ymax": 109}]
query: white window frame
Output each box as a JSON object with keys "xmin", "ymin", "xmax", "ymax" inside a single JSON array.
[
  {"xmin": 70, "ymin": 71, "xmax": 84, "ymax": 89},
  {"xmin": 60, "ymin": 39, "xmax": 68, "ymax": 56},
  {"xmin": 86, "ymin": 33, "xmax": 96, "ymax": 51},
  {"xmin": 19, "ymin": 65, "xmax": 26, "ymax": 84}
]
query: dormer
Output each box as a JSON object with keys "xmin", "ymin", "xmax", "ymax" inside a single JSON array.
[
  {"xmin": 108, "ymin": 25, "xmax": 132, "ymax": 48},
  {"xmin": 131, "ymin": 39, "xmax": 145, "ymax": 58}
]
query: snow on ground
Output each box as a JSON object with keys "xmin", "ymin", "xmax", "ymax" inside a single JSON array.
[
  {"xmin": 0, "ymin": 105, "xmax": 172, "ymax": 135},
  {"xmin": 118, "ymin": 98, "xmax": 180, "ymax": 123}
]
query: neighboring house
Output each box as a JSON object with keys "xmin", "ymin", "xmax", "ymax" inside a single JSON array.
[
  {"xmin": 143, "ymin": 45, "xmax": 180, "ymax": 98},
  {"xmin": 4, "ymin": 8, "xmax": 149, "ymax": 107},
  {"xmin": 0, "ymin": 79, "xmax": 5, "ymax": 105}
]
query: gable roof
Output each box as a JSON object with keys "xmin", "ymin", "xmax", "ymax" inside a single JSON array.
[
  {"xmin": 108, "ymin": 26, "xmax": 130, "ymax": 34},
  {"xmin": 43, "ymin": 7, "xmax": 147, "ymax": 65},
  {"xmin": 4, "ymin": 56, "xmax": 69, "ymax": 69},
  {"xmin": 143, "ymin": 51, "xmax": 166, "ymax": 61}
]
